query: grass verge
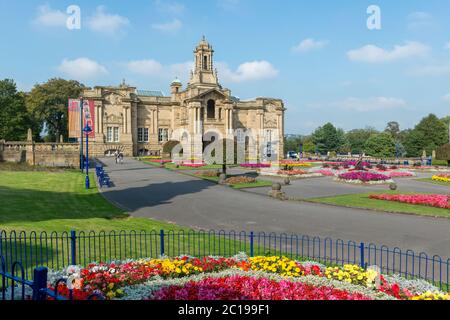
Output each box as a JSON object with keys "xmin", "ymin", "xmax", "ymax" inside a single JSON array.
[{"xmin": 309, "ymin": 191, "xmax": 450, "ymax": 218}]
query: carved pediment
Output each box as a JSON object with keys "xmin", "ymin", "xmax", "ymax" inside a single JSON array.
[
  {"xmin": 103, "ymin": 91, "xmax": 127, "ymax": 106},
  {"xmin": 187, "ymin": 88, "xmax": 228, "ymax": 103},
  {"xmin": 264, "ymin": 113, "xmax": 278, "ymax": 128},
  {"xmin": 105, "ymin": 113, "xmax": 123, "ymax": 124},
  {"xmin": 265, "ymin": 104, "xmax": 278, "ymax": 113}
]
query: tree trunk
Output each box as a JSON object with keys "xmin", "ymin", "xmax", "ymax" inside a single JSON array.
[{"xmin": 222, "ymin": 164, "xmax": 227, "ymax": 175}]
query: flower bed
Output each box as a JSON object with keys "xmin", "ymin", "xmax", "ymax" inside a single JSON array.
[
  {"xmin": 261, "ymin": 170, "xmax": 322, "ymax": 179},
  {"xmin": 145, "ymin": 159, "xmax": 172, "ymax": 164},
  {"xmin": 383, "ymin": 171, "xmax": 415, "ymax": 178},
  {"xmin": 240, "ymin": 163, "xmax": 271, "ymax": 169},
  {"xmin": 335, "ymin": 172, "xmax": 393, "ymax": 185},
  {"xmin": 432, "ymin": 174, "xmax": 450, "ymax": 183},
  {"xmin": 369, "ymin": 194, "xmax": 450, "ymax": 209},
  {"xmin": 180, "ymin": 163, "xmax": 205, "ymax": 168},
  {"xmin": 35, "ymin": 254, "xmax": 449, "ymax": 301},
  {"xmin": 313, "ymin": 169, "xmax": 336, "ymax": 177},
  {"xmin": 150, "ymin": 275, "xmax": 372, "ymax": 300},
  {"xmin": 225, "ymin": 176, "xmax": 257, "ymax": 185},
  {"xmin": 279, "ymin": 161, "xmax": 312, "ymax": 168}
]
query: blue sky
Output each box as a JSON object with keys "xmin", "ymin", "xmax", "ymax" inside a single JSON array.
[{"xmin": 0, "ymin": 0, "xmax": 449, "ymax": 134}]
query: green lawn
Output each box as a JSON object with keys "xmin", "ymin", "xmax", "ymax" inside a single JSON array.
[
  {"xmin": 0, "ymin": 170, "xmax": 190, "ymax": 233},
  {"xmin": 416, "ymin": 178, "xmax": 450, "ymax": 187},
  {"xmin": 309, "ymin": 191, "xmax": 450, "ymax": 218}
]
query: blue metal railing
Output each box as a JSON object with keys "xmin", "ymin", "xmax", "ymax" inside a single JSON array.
[{"xmin": 1, "ymin": 229, "xmax": 449, "ymax": 291}]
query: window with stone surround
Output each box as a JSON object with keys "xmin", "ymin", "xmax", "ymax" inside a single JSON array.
[
  {"xmin": 107, "ymin": 126, "xmax": 120, "ymax": 143},
  {"xmin": 138, "ymin": 128, "xmax": 149, "ymax": 142},
  {"xmin": 158, "ymin": 128, "xmax": 168, "ymax": 143}
]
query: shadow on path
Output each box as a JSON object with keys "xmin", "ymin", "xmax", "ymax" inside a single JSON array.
[{"xmin": 102, "ymin": 179, "xmax": 215, "ymax": 211}]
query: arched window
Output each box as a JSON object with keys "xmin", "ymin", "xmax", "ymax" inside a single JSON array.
[
  {"xmin": 203, "ymin": 55, "xmax": 208, "ymax": 70},
  {"xmin": 207, "ymin": 100, "xmax": 215, "ymax": 119}
]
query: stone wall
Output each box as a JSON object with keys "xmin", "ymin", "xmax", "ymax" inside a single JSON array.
[
  {"xmin": 0, "ymin": 140, "xmax": 136, "ymax": 167},
  {"xmin": 0, "ymin": 141, "xmax": 79, "ymax": 167}
]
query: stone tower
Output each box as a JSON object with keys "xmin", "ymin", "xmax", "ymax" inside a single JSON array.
[{"xmin": 190, "ymin": 36, "xmax": 219, "ymax": 88}]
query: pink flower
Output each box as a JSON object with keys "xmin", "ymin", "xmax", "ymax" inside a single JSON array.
[{"xmin": 369, "ymin": 194, "xmax": 450, "ymax": 209}]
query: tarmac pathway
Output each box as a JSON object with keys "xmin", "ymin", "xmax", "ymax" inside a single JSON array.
[{"xmin": 99, "ymin": 158, "xmax": 450, "ymax": 258}]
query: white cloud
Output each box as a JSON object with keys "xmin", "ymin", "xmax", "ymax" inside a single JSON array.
[
  {"xmin": 409, "ymin": 63, "xmax": 450, "ymax": 76},
  {"xmin": 152, "ymin": 19, "xmax": 182, "ymax": 32},
  {"xmin": 168, "ymin": 61, "xmax": 195, "ymax": 77},
  {"xmin": 58, "ymin": 58, "xmax": 108, "ymax": 80},
  {"xmin": 292, "ymin": 38, "xmax": 328, "ymax": 53},
  {"xmin": 33, "ymin": 4, "xmax": 67, "ymax": 27},
  {"xmin": 126, "ymin": 59, "xmax": 193, "ymax": 81},
  {"xmin": 87, "ymin": 6, "xmax": 129, "ymax": 35},
  {"xmin": 407, "ymin": 12, "xmax": 434, "ymax": 30},
  {"xmin": 217, "ymin": 61, "xmax": 279, "ymax": 82},
  {"xmin": 445, "ymin": 43, "xmax": 450, "ymax": 50},
  {"xmin": 126, "ymin": 59, "xmax": 277, "ymax": 83},
  {"xmin": 347, "ymin": 41, "xmax": 430, "ymax": 63},
  {"xmin": 443, "ymin": 94, "xmax": 450, "ymax": 102},
  {"xmin": 332, "ymin": 97, "xmax": 407, "ymax": 112},
  {"xmin": 153, "ymin": 0, "xmax": 185, "ymax": 15},
  {"xmin": 126, "ymin": 59, "xmax": 164, "ymax": 76}
]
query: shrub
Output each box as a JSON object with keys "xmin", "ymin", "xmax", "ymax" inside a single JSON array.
[{"xmin": 225, "ymin": 176, "xmax": 256, "ymax": 185}]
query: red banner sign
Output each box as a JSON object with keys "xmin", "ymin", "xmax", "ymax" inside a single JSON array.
[
  {"xmin": 68, "ymin": 99, "xmax": 95, "ymax": 138},
  {"xmin": 82, "ymin": 100, "xmax": 95, "ymax": 138}
]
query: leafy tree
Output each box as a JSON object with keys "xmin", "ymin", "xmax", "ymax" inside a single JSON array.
[
  {"xmin": 385, "ymin": 121, "xmax": 400, "ymax": 140},
  {"xmin": 26, "ymin": 78, "xmax": 85, "ymax": 142},
  {"xmin": 284, "ymin": 135, "xmax": 302, "ymax": 154},
  {"xmin": 302, "ymin": 136, "xmax": 316, "ymax": 153},
  {"xmin": 345, "ymin": 127, "xmax": 378, "ymax": 155},
  {"xmin": 364, "ymin": 133, "xmax": 395, "ymax": 158},
  {"xmin": 312, "ymin": 123, "xmax": 344, "ymax": 154},
  {"xmin": 403, "ymin": 114, "xmax": 448, "ymax": 157},
  {"xmin": 0, "ymin": 79, "xmax": 39, "ymax": 141}
]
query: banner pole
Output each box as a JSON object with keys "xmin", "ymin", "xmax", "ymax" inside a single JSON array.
[{"xmin": 80, "ymin": 98, "xmax": 84, "ymax": 172}]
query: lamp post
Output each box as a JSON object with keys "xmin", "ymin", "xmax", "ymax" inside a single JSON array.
[
  {"xmin": 79, "ymin": 98, "xmax": 84, "ymax": 173},
  {"xmin": 83, "ymin": 124, "xmax": 92, "ymax": 189}
]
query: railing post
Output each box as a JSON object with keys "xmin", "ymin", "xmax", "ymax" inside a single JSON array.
[
  {"xmin": 32, "ymin": 267, "xmax": 48, "ymax": 301},
  {"xmin": 360, "ymin": 242, "xmax": 365, "ymax": 269},
  {"xmin": 160, "ymin": 230, "xmax": 165, "ymax": 257},
  {"xmin": 250, "ymin": 232, "xmax": 254, "ymax": 257},
  {"xmin": 70, "ymin": 230, "xmax": 76, "ymax": 266}
]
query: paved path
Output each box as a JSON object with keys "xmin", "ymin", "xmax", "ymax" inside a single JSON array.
[
  {"xmin": 100, "ymin": 158, "xmax": 450, "ymax": 258},
  {"xmin": 245, "ymin": 172, "xmax": 449, "ymax": 199}
]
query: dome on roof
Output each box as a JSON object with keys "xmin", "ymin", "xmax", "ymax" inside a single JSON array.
[{"xmin": 171, "ymin": 77, "xmax": 182, "ymax": 86}]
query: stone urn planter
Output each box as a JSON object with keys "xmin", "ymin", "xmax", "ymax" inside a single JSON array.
[
  {"xmin": 218, "ymin": 173, "xmax": 227, "ymax": 185},
  {"xmin": 268, "ymin": 183, "xmax": 285, "ymax": 200}
]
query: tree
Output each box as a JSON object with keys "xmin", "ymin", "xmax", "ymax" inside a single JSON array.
[
  {"xmin": 312, "ymin": 123, "xmax": 344, "ymax": 154},
  {"xmin": 345, "ymin": 127, "xmax": 378, "ymax": 155},
  {"xmin": 284, "ymin": 135, "xmax": 302, "ymax": 154},
  {"xmin": 364, "ymin": 133, "xmax": 395, "ymax": 158},
  {"xmin": 403, "ymin": 114, "xmax": 448, "ymax": 157},
  {"xmin": 385, "ymin": 121, "xmax": 400, "ymax": 140},
  {"xmin": 0, "ymin": 79, "xmax": 38, "ymax": 141},
  {"xmin": 302, "ymin": 136, "xmax": 316, "ymax": 153},
  {"xmin": 26, "ymin": 78, "xmax": 85, "ymax": 142}
]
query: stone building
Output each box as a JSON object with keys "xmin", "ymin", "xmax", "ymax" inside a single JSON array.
[{"xmin": 82, "ymin": 37, "xmax": 285, "ymax": 161}]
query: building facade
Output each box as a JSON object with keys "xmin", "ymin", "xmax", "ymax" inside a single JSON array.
[{"xmin": 82, "ymin": 37, "xmax": 285, "ymax": 161}]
